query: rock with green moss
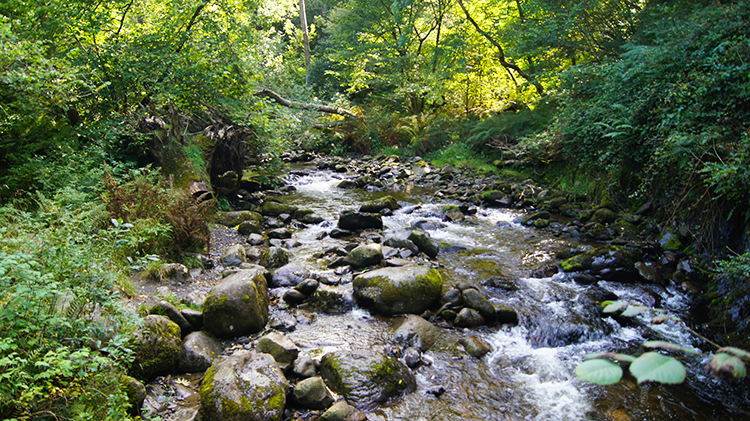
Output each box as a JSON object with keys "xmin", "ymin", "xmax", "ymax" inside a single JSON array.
[
  {"xmin": 295, "ymin": 209, "xmax": 325, "ymax": 224},
  {"xmin": 522, "ymin": 211, "xmax": 551, "ymax": 226},
  {"xmin": 343, "ymin": 244, "xmax": 384, "ymax": 269},
  {"xmin": 260, "ymin": 200, "xmax": 298, "ymax": 217},
  {"xmin": 592, "ymin": 208, "xmax": 617, "ymax": 224},
  {"xmin": 293, "ymin": 376, "xmax": 334, "ymax": 410},
  {"xmin": 319, "ymin": 401, "xmax": 367, "ymax": 421},
  {"xmin": 480, "ymin": 191, "xmax": 513, "ymax": 208},
  {"xmin": 461, "ymin": 288, "xmax": 495, "ymax": 321},
  {"xmin": 393, "ymin": 315, "xmax": 441, "ymax": 351},
  {"xmin": 443, "ymin": 205, "xmax": 465, "ymax": 223},
  {"xmin": 256, "ymin": 332, "xmax": 299, "ymax": 364},
  {"xmin": 121, "ymin": 375, "xmax": 146, "ymax": 416},
  {"xmin": 319, "ymin": 349, "xmax": 416, "ymax": 410},
  {"xmin": 559, "ymin": 245, "xmax": 640, "ymax": 283},
  {"xmin": 216, "ymin": 211, "xmax": 263, "ymax": 227},
  {"xmin": 200, "ymin": 350, "xmax": 288, "ymax": 421},
  {"xmin": 180, "ymin": 331, "xmax": 223, "ymax": 373},
  {"xmin": 260, "ymin": 247, "xmax": 290, "ymax": 269},
  {"xmin": 129, "ymin": 315, "xmax": 182, "ymax": 380},
  {"xmin": 353, "ymin": 265, "xmax": 442, "ymax": 315},
  {"xmin": 359, "ymin": 196, "xmax": 400, "ymax": 213},
  {"xmin": 203, "ymin": 268, "xmax": 269, "ymax": 338},
  {"xmin": 220, "ymin": 244, "xmax": 247, "ymax": 267}
]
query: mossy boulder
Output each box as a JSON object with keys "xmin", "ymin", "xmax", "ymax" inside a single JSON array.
[
  {"xmin": 319, "ymin": 349, "xmax": 416, "ymax": 410},
  {"xmin": 129, "ymin": 315, "xmax": 182, "ymax": 380},
  {"xmin": 480, "ymin": 191, "xmax": 513, "ymax": 208},
  {"xmin": 216, "ymin": 211, "xmax": 263, "ymax": 227},
  {"xmin": 559, "ymin": 245, "xmax": 640, "ymax": 283},
  {"xmin": 256, "ymin": 332, "xmax": 299, "ymax": 364},
  {"xmin": 338, "ymin": 210, "xmax": 383, "ymax": 231},
  {"xmin": 522, "ymin": 211, "xmax": 551, "ymax": 226},
  {"xmin": 352, "ymin": 265, "xmax": 442, "ymax": 315},
  {"xmin": 261, "ymin": 247, "xmax": 291, "ymax": 269},
  {"xmin": 200, "ymin": 350, "xmax": 288, "ymax": 421},
  {"xmin": 319, "ymin": 401, "xmax": 367, "ymax": 421},
  {"xmin": 393, "ymin": 315, "xmax": 441, "ymax": 351},
  {"xmin": 203, "ymin": 268, "xmax": 269, "ymax": 338},
  {"xmin": 443, "ymin": 205, "xmax": 465, "ymax": 223},
  {"xmin": 292, "ymin": 376, "xmax": 334, "ymax": 410},
  {"xmin": 359, "ymin": 196, "xmax": 400, "ymax": 213},
  {"xmin": 260, "ymin": 200, "xmax": 298, "ymax": 217},
  {"xmin": 220, "ymin": 244, "xmax": 247, "ymax": 267}
]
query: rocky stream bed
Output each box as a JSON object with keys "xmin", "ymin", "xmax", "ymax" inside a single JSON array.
[{"xmin": 124, "ymin": 153, "xmax": 750, "ymax": 421}]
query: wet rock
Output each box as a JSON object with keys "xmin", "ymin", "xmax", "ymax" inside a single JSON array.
[
  {"xmin": 309, "ymin": 285, "xmax": 356, "ymax": 313},
  {"xmin": 238, "ymin": 219, "xmax": 263, "ymax": 235},
  {"xmin": 296, "ymin": 209, "xmax": 325, "ymax": 224},
  {"xmin": 481, "ymin": 277, "xmax": 519, "ymax": 292},
  {"xmin": 257, "ymin": 332, "xmax": 299, "ymax": 364},
  {"xmin": 267, "ymin": 228, "xmax": 293, "ymax": 239},
  {"xmin": 180, "ymin": 331, "xmax": 223, "ymax": 373},
  {"xmin": 283, "ymin": 289, "xmax": 307, "ymax": 305},
  {"xmin": 261, "ymin": 246, "xmax": 291, "ymax": 269},
  {"xmin": 394, "ymin": 314, "xmax": 442, "ymax": 351},
  {"xmin": 319, "ymin": 401, "xmax": 367, "ymax": 421},
  {"xmin": 454, "ymin": 308, "xmax": 485, "ymax": 328},
  {"xmin": 247, "ymin": 233, "xmax": 267, "ymax": 246},
  {"xmin": 216, "ymin": 211, "xmax": 263, "ymax": 227},
  {"xmin": 585, "ymin": 222, "xmax": 615, "ymax": 241},
  {"xmin": 337, "ymin": 180, "xmax": 357, "ymax": 189},
  {"xmin": 293, "ymin": 356, "xmax": 318, "ymax": 379},
  {"xmin": 408, "ymin": 229, "xmax": 439, "ymax": 259},
  {"xmin": 459, "ymin": 336, "xmax": 492, "ymax": 358},
  {"xmin": 481, "ymin": 191, "xmax": 513, "ymax": 208},
  {"xmin": 359, "ymin": 196, "xmax": 400, "ymax": 213},
  {"xmin": 220, "ymin": 244, "xmax": 247, "ymax": 267},
  {"xmin": 200, "ymin": 351, "xmax": 288, "ymax": 421},
  {"xmin": 295, "ymin": 278, "xmax": 319, "ymax": 295},
  {"xmin": 149, "ymin": 300, "xmax": 193, "ymax": 335},
  {"xmin": 338, "ymin": 210, "xmax": 383, "ymax": 231},
  {"xmin": 320, "ymin": 349, "xmax": 416, "ymax": 410},
  {"xmin": 353, "ymin": 265, "xmax": 443, "ymax": 315},
  {"xmin": 559, "ymin": 245, "xmax": 640, "ymax": 283},
  {"xmin": 383, "ymin": 237, "xmax": 420, "ymax": 254},
  {"xmin": 343, "ymin": 243, "xmax": 384, "ymax": 269},
  {"xmin": 128, "ymin": 315, "xmax": 182, "ymax": 380},
  {"xmin": 293, "ymin": 376, "xmax": 334, "ymax": 410},
  {"xmin": 441, "ymin": 288, "xmax": 462, "ymax": 306},
  {"xmin": 522, "ymin": 211, "xmax": 551, "ymax": 226},
  {"xmin": 411, "ymin": 219, "xmax": 445, "ymax": 231},
  {"xmin": 403, "ymin": 347, "xmax": 422, "ymax": 368},
  {"xmin": 260, "ymin": 199, "xmax": 298, "ymax": 217},
  {"xmin": 493, "ymin": 303, "xmax": 519, "ymax": 325},
  {"xmin": 592, "ymin": 208, "xmax": 617, "ymax": 224},
  {"xmin": 443, "ymin": 205, "xmax": 465, "ymax": 223},
  {"xmin": 461, "ymin": 289, "xmax": 496, "ymax": 322},
  {"xmin": 203, "ymin": 268, "xmax": 269, "ymax": 338},
  {"xmin": 635, "ymin": 261, "xmax": 659, "ymax": 282},
  {"xmin": 272, "ymin": 263, "xmax": 311, "ymax": 287}
]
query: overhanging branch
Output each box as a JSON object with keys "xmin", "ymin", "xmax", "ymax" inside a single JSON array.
[{"xmin": 255, "ymin": 88, "xmax": 359, "ymax": 119}]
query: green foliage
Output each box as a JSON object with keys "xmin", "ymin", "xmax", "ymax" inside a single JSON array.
[
  {"xmin": 709, "ymin": 251, "xmax": 750, "ymax": 346},
  {"xmin": 0, "ymin": 200, "xmax": 136, "ymax": 419},
  {"xmin": 103, "ymin": 167, "xmax": 212, "ymax": 259}
]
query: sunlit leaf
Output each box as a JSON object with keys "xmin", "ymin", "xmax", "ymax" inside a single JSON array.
[
  {"xmin": 706, "ymin": 353, "xmax": 746, "ymax": 382},
  {"xmin": 602, "ymin": 301, "xmax": 628, "ymax": 313},
  {"xmin": 643, "ymin": 341, "xmax": 700, "ymax": 355},
  {"xmin": 629, "ymin": 352, "xmax": 686, "ymax": 384},
  {"xmin": 576, "ymin": 359, "xmax": 623, "ymax": 385},
  {"xmin": 621, "ymin": 305, "xmax": 649, "ymax": 317}
]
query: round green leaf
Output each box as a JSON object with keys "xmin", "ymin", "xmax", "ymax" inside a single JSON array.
[
  {"xmin": 706, "ymin": 353, "xmax": 747, "ymax": 381},
  {"xmin": 629, "ymin": 352, "xmax": 686, "ymax": 384},
  {"xmin": 576, "ymin": 359, "xmax": 623, "ymax": 385}
]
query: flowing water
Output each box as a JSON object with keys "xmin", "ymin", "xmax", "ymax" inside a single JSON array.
[{"xmin": 268, "ymin": 167, "xmax": 750, "ymax": 421}]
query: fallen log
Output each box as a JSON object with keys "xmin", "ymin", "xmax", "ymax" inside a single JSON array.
[{"xmin": 254, "ymin": 88, "xmax": 359, "ymax": 119}]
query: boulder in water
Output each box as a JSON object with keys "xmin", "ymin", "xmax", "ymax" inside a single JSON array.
[
  {"xmin": 260, "ymin": 199, "xmax": 298, "ymax": 217},
  {"xmin": 394, "ymin": 314, "xmax": 441, "ymax": 351},
  {"xmin": 271, "ymin": 263, "xmax": 311, "ymax": 287},
  {"xmin": 408, "ymin": 229, "xmax": 439, "ymax": 259},
  {"xmin": 320, "ymin": 349, "xmax": 416, "ymax": 410},
  {"xmin": 343, "ymin": 243, "xmax": 384, "ymax": 269},
  {"xmin": 338, "ymin": 210, "xmax": 383, "ymax": 231},
  {"xmin": 359, "ymin": 196, "xmax": 400, "ymax": 214},
  {"xmin": 319, "ymin": 401, "xmax": 367, "ymax": 421},
  {"xmin": 256, "ymin": 332, "xmax": 299, "ymax": 364},
  {"xmin": 293, "ymin": 376, "xmax": 334, "ymax": 410},
  {"xmin": 353, "ymin": 265, "xmax": 442, "ymax": 315}
]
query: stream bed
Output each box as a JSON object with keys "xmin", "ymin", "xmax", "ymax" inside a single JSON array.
[{"xmin": 144, "ymin": 162, "xmax": 750, "ymax": 421}]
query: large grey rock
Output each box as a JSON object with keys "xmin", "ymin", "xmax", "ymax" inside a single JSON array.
[
  {"xmin": 220, "ymin": 244, "xmax": 247, "ymax": 267},
  {"xmin": 200, "ymin": 351, "xmax": 288, "ymax": 421},
  {"xmin": 343, "ymin": 244, "xmax": 384, "ymax": 269},
  {"xmin": 261, "ymin": 247, "xmax": 291, "ymax": 269},
  {"xmin": 256, "ymin": 332, "xmax": 299, "ymax": 364},
  {"xmin": 129, "ymin": 315, "xmax": 182, "ymax": 380},
  {"xmin": 293, "ymin": 376, "xmax": 334, "ymax": 410},
  {"xmin": 408, "ymin": 229, "xmax": 439, "ymax": 259},
  {"xmin": 203, "ymin": 268, "xmax": 269, "ymax": 338},
  {"xmin": 180, "ymin": 331, "xmax": 223, "ymax": 373},
  {"xmin": 353, "ymin": 265, "xmax": 442, "ymax": 315},
  {"xmin": 394, "ymin": 315, "xmax": 441, "ymax": 351},
  {"xmin": 383, "ymin": 238, "xmax": 420, "ymax": 255},
  {"xmin": 338, "ymin": 210, "xmax": 383, "ymax": 231},
  {"xmin": 260, "ymin": 200, "xmax": 298, "ymax": 217},
  {"xmin": 461, "ymin": 289, "xmax": 496, "ymax": 322},
  {"xmin": 320, "ymin": 349, "xmax": 416, "ymax": 410},
  {"xmin": 271, "ymin": 263, "xmax": 311, "ymax": 287}
]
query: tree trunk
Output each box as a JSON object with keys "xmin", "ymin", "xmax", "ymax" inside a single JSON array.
[
  {"xmin": 299, "ymin": 0, "xmax": 312, "ymax": 84},
  {"xmin": 255, "ymin": 89, "xmax": 358, "ymax": 119}
]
